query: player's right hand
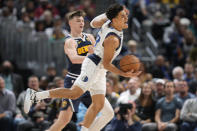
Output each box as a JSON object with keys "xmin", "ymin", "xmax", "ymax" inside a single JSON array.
[
  {"xmin": 88, "ymin": 45, "xmax": 94, "ymax": 54},
  {"xmin": 122, "ymin": 70, "xmax": 142, "ymax": 78}
]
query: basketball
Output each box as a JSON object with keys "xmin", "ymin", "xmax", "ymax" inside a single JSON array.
[{"xmin": 119, "ymin": 55, "xmax": 141, "ymax": 72}]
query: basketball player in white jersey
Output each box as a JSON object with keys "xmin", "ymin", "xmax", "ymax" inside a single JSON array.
[{"xmin": 24, "ymin": 4, "xmax": 141, "ymax": 131}]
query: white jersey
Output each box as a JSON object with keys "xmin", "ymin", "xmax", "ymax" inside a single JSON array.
[
  {"xmin": 94, "ymin": 20, "xmax": 123, "ymax": 65},
  {"xmin": 74, "ymin": 21, "xmax": 124, "ymax": 96}
]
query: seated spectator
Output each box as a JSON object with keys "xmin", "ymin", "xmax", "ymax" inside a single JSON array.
[
  {"xmin": 0, "ymin": 76, "xmax": 16, "ymax": 131},
  {"xmin": 41, "ymin": 10, "xmax": 54, "ymax": 28},
  {"xmin": 53, "ymin": 76, "xmax": 64, "ymax": 88},
  {"xmin": 118, "ymin": 77, "xmax": 141, "ymax": 104},
  {"xmin": 105, "ymin": 103, "xmax": 142, "ymax": 131},
  {"xmin": 188, "ymin": 67, "xmax": 197, "ymax": 94},
  {"xmin": 172, "ymin": 66, "xmax": 184, "ymax": 81},
  {"xmin": 16, "ymin": 75, "xmax": 41, "ymax": 118},
  {"xmin": 34, "ymin": 0, "xmax": 59, "ymax": 19},
  {"xmin": 152, "ymin": 79, "xmax": 165, "ymax": 101},
  {"xmin": 127, "ymin": 40, "xmax": 141, "ymax": 57},
  {"xmin": 135, "ymin": 82, "xmax": 156, "ymax": 128},
  {"xmin": 106, "ymin": 79, "xmax": 119, "ymax": 108},
  {"xmin": 46, "ymin": 66, "xmax": 57, "ymax": 82},
  {"xmin": 183, "ymin": 63, "xmax": 195, "ymax": 83},
  {"xmin": 175, "ymin": 80, "xmax": 195, "ymax": 104},
  {"xmin": 143, "ymin": 81, "xmax": 182, "ymax": 131},
  {"xmin": 180, "ymin": 90, "xmax": 197, "ymax": 131},
  {"xmin": 16, "ymin": 12, "xmax": 35, "ymax": 32},
  {"xmin": 0, "ymin": 60, "xmax": 24, "ymax": 99},
  {"xmin": 150, "ymin": 55, "xmax": 170, "ymax": 79}
]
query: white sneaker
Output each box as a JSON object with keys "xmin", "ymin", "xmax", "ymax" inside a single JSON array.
[{"xmin": 24, "ymin": 88, "xmax": 37, "ymax": 114}]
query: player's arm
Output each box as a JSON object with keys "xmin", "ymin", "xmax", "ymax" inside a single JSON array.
[
  {"xmin": 103, "ymin": 35, "xmax": 141, "ymax": 77},
  {"xmin": 64, "ymin": 38, "xmax": 86, "ymax": 64},
  {"xmin": 90, "ymin": 13, "xmax": 108, "ymax": 28}
]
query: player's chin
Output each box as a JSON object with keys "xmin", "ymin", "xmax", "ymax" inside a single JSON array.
[{"xmin": 123, "ymin": 24, "xmax": 128, "ymax": 29}]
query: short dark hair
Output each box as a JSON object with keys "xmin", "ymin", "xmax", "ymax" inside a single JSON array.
[
  {"xmin": 67, "ymin": 10, "xmax": 86, "ymax": 20},
  {"xmin": 106, "ymin": 3, "xmax": 124, "ymax": 21},
  {"xmin": 164, "ymin": 81, "xmax": 175, "ymax": 88}
]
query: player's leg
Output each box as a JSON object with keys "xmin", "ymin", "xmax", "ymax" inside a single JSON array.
[
  {"xmin": 89, "ymin": 98, "xmax": 114, "ymax": 131},
  {"xmin": 24, "ymin": 85, "xmax": 84, "ymax": 114},
  {"xmin": 48, "ymin": 106, "xmax": 73, "ymax": 131},
  {"xmin": 81, "ymin": 94, "xmax": 105, "ymax": 130},
  {"xmin": 38, "ymin": 85, "xmax": 84, "ymax": 100}
]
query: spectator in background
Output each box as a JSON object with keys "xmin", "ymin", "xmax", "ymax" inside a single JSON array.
[
  {"xmin": 127, "ymin": 40, "xmax": 141, "ymax": 57},
  {"xmin": 39, "ymin": 76, "xmax": 49, "ymax": 90},
  {"xmin": 55, "ymin": 0, "xmax": 69, "ymax": 18},
  {"xmin": 105, "ymin": 103, "xmax": 142, "ymax": 131},
  {"xmin": 0, "ymin": 76, "xmax": 16, "ymax": 131},
  {"xmin": 163, "ymin": 16, "xmax": 180, "ymax": 61},
  {"xmin": 45, "ymin": 17, "xmax": 68, "ymax": 39},
  {"xmin": 135, "ymin": 82, "xmax": 156, "ymax": 130},
  {"xmin": 175, "ymin": 80, "xmax": 195, "ymax": 105},
  {"xmin": 49, "ymin": 27, "xmax": 65, "ymax": 41},
  {"xmin": 78, "ymin": 0, "xmax": 95, "ymax": 10},
  {"xmin": 16, "ymin": 75, "xmax": 41, "ymax": 118},
  {"xmin": 53, "ymin": 76, "xmax": 64, "ymax": 88},
  {"xmin": 34, "ymin": 20, "xmax": 45, "ymax": 33},
  {"xmin": 172, "ymin": 66, "xmax": 184, "ymax": 81},
  {"xmin": 188, "ymin": 67, "xmax": 197, "ymax": 94},
  {"xmin": 16, "ymin": 11, "xmax": 35, "ymax": 32},
  {"xmin": 183, "ymin": 63, "xmax": 195, "ymax": 83},
  {"xmin": 106, "ymin": 79, "xmax": 119, "ymax": 109},
  {"xmin": 18, "ymin": 75, "xmax": 50, "ymax": 131},
  {"xmin": 46, "ymin": 66, "xmax": 56, "ymax": 82},
  {"xmin": 5, "ymin": 0, "xmax": 17, "ymax": 16},
  {"xmin": 138, "ymin": 63, "xmax": 153, "ymax": 84},
  {"xmin": 42, "ymin": 10, "xmax": 53, "ymax": 28},
  {"xmin": 118, "ymin": 77, "xmax": 141, "ymax": 104},
  {"xmin": 180, "ymin": 90, "xmax": 197, "ymax": 131},
  {"xmin": 24, "ymin": 0, "xmax": 35, "ymax": 21},
  {"xmin": 152, "ymin": 79, "xmax": 165, "ymax": 101},
  {"xmin": 189, "ymin": 12, "xmax": 197, "ymax": 39},
  {"xmin": 0, "ymin": 60, "xmax": 24, "ymax": 98},
  {"xmin": 107, "ymin": 72, "xmax": 125, "ymax": 94},
  {"xmin": 144, "ymin": 81, "xmax": 182, "ymax": 131},
  {"xmin": 34, "ymin": 0, "xmax": 59, "ymax": 19},
  {"xmin": 151, "ymin": 55, "xmax": 170, "ymax": 79}
]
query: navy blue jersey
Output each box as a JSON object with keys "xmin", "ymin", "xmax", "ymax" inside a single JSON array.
[{"xmin": 65, "ymin": 33, "xmax": 92, "ymax": 75}]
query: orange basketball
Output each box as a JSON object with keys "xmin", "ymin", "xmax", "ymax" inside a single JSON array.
[{"xmin": 119, "ymin": 55, "xmax": 141, "ymax": 72}]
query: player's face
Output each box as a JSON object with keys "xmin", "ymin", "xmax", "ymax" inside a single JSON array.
[
  {"xmin": 69, "ymin": 16, "xmax": 84, "ymax": 32},
  {"xmin": 115, "ymin": 10, "xmax": 128, "ymax": 29}
]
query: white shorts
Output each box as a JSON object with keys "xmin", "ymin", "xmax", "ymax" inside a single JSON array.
[{"xmin": 74, "ymin": 57, "xmax": 107, "ymax": 96}]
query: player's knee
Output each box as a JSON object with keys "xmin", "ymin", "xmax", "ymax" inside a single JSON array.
[{"xmin": 102, "ymin": 105, "xmax": 114, "ymax": 119}]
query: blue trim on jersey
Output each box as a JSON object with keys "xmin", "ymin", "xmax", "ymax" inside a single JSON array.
[
  {"xmin": 65, "ymin": 35, "xmax": 71, "ymax": 40},
  {"xmin": 88, "ymin": 54, "xmax": 101, "ymax": 65},
  {"xmin": 105, "ymin": 32, "xmax": 121, "ymax": 51}
]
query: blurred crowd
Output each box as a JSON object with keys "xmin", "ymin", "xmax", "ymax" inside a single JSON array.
[{"xmin": 0, "ymin": 0, "xmax": 197, "ymax": 131}]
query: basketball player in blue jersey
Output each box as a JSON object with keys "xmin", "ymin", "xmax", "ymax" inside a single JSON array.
[
  {"xmin": 47, "ymin": 10, "xmax": 95, "ymax": 131},
  {"xmin": 24, "ymin": 4, "xmax": 141, "ymax": 131}
]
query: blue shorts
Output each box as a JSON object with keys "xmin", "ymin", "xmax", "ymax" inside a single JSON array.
[{"xmin": 60, "ymin": 75, "xmax": 92, "ymax": 112}]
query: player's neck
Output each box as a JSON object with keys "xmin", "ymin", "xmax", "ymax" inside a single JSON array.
[
  {"xmin": 111, "ymin": 22, "xmax": 122, "ymax": 31},
  {"xmin": 70, "ymin": 31, "xmax": 83, "ymax": 38}
]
